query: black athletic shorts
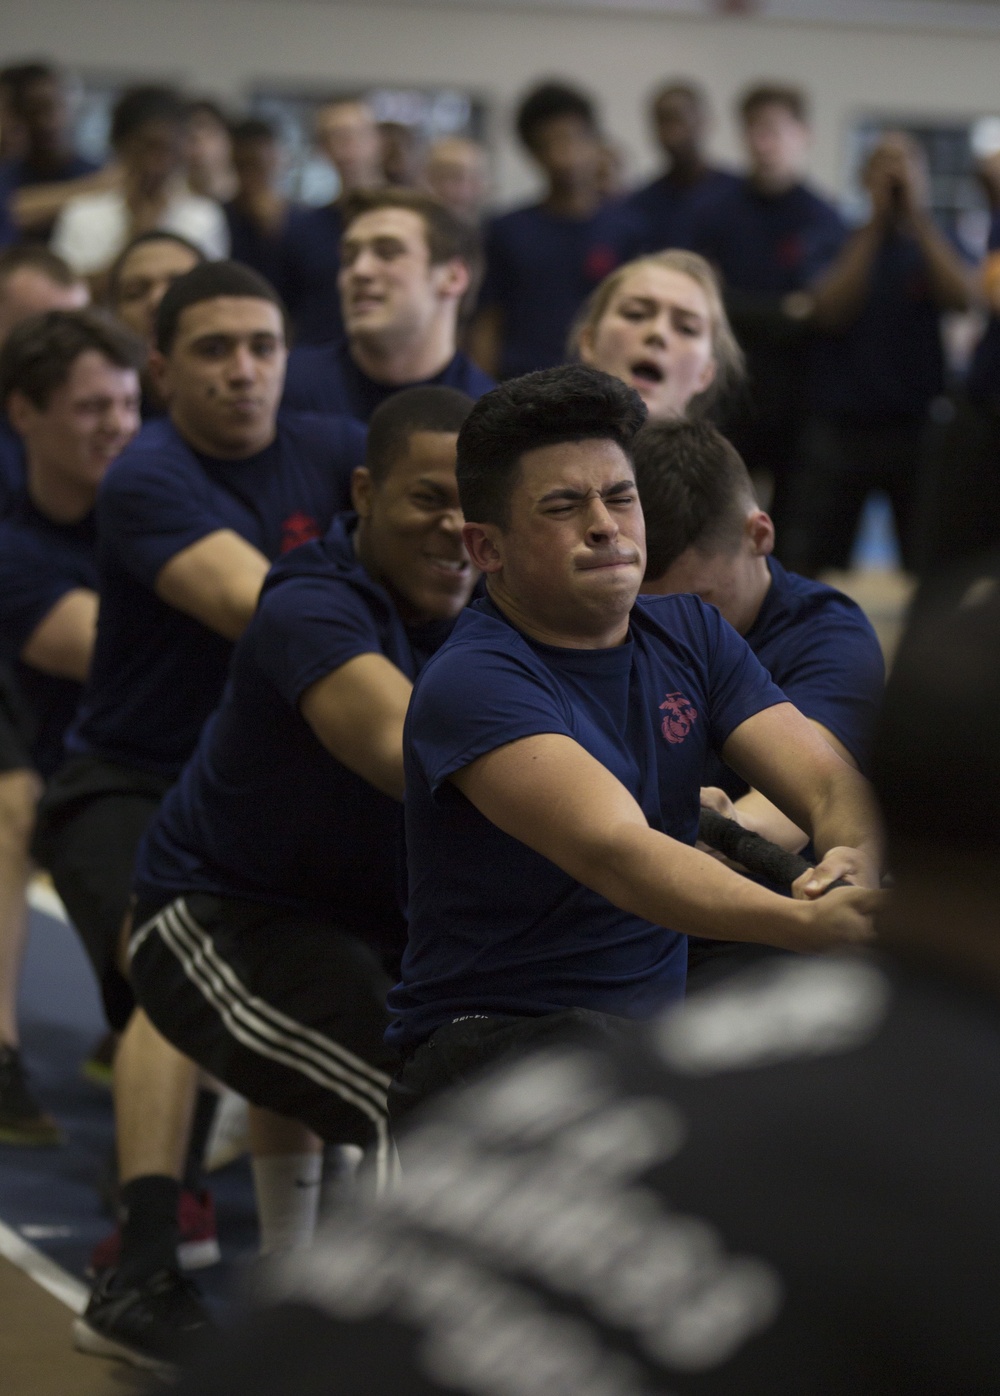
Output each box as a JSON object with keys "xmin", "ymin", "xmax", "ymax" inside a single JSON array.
[
  {"xmin": 129, "ymin": 893, "xmax": 398, "ymax": 1188},
  {"xmin": 388, "ymin": 1009, "xmax": 643, "ymax": 1129},
  {"xmin": 32, "ymin": 754, "xmax": 172, "ymax": 1030},
  {"xmin": 0, "ymin": 668, "xmax": 34, "ymax": 775}
]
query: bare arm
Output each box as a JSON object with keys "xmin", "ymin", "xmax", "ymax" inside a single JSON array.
[
  {"xmin": 703, "ymin": 721, "xmax": 859, "ymax": 857},
  {"xmin": 153, "ymin": 530, "xmax": 270, "ymax": 641},
  {"xmin": 451, "ymin": 732, "xmax": 878, "ymax": 954},
  {"xmin": 808, "ymin": 220, "xmax": 887, "ymax": 331},
  {"xmin": 721, "ymin": 703, "xmax": 882, "ymax": 895},
  {"xmin": 299, "ymin": 653, "xmax": 413, "ymax": 801},
  {"xmin": 11, "ymin": 164, "xmax": 120, "ymax": 234},
  {"xmin": 907, "ymin": 209, "xmax": 974, "ymax": 311},
  {"xmin": 19, "ymin": 589, "xmax": 98, "ymax": 683}
]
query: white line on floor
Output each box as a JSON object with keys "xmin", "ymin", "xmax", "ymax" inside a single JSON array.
[
  {"xmin": 26, "ymin": 881, "xmax": 69, "ymax": 924},
  {"xmin": 0, "ymin": 1216, "xmax": 88, "ymax": 1313}
]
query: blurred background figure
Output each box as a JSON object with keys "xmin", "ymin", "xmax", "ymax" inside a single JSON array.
[
  {"xmin": 470, "ymin": 80, "xmax": 645, "ymax": 379},
  {"xmin": 595, "ymin": 139, "xmax": 627, "ymax": 201},
  {"xmin": 0, "ymin": 244, "xmax": 89, "ymax": 495},
  {"xmin": 784, "ymin": 132, "xmax": 972, "ymax": 577},
  {"xmin": 0, "ymin": 63, "xmax": 113, "ymax": 245},
  {"xmin": 0, "ymin": 67, "xmax": 28, "ymax": 163},
  {"xmin": 184, "ymin": 98, "xmax": 237, "ymax": 204},
  {"xmin": 627, "ymin": 81, "xmax": 738, "ymax": 252},
  {"xmin": 51, "ymin": 84, "xmax": 228, "ymax": 286},
  {"xmin": 691, "ymin": 84, "xmax": 846, "ymax": 541},
  {"xmin": 106, "ymin": 230, "xmax": 204, "ymax": 414},
  {"xmin": 314, "ymin": 97, "xmax": 383, "ymax": 198},
  {"xmin": 424, "ymin": 135, "xmax": 490, "ymax": 223},
  {"xmin": 378, "ymin": 120, "xmax": 426, "ymax": 188},
  {"xmin": 224, "ymin": 117, "xmax": 325, "ymax": 346}
]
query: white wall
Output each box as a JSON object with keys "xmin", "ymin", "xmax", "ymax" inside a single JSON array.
[{"xmin": 6, "ymin": 0, "xmax": 1000, "ymax": 205}]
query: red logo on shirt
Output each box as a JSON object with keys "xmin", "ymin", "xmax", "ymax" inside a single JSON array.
[
  {"xmin": 280, "ymin": 512, "xmax": 320, "ymax": 554},
  {"xmin": 659, "ymin": 692, "xmax": 698, "ymax": 745},
  {"xmin": 584, "ymin": 243, "xmax": 621, "ymax": 284}
]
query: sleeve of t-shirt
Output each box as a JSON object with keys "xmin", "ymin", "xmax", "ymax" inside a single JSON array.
[
  {"xmin": 696, "ymin": 600, "xmax": 789, "ymax": 752},
  {"xmin": 246, "ymin": 573, "xmax": 385, "ymax": 707},
  {"xmin": 764, "ymin": 604, "xmax": 885, "ymax": 769},
  {"xmin": 408, "ymin": 640, "xmax": 576, "ymax": 795},
  {"xmin": 97, "ymin": 447, "xmax": 225, "ymax": 587},
  {"xmin": 0, "ymin": 526, "xmax": 87, "ymax": 662}
]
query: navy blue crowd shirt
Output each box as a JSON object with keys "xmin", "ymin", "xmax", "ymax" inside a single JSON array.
[
  {"xmin": 627, "ymin": 167, "xmax": 740, "ymax": 254},
  {"xmin": 282, "ymin": 337, "xmax": 495, "ymax": 423},
  {"xmin": 66, "ymin": 412, "xmax": 365, "ymax": 778},
  {"xmin": 692, "ymin": 179, "xmax": 845, "ymax": 420},
  {"xmin": 225, "ymin": 201, "xmax": 344, "ymax": 348},
  {"xmin": 0, "ymin": 417, "xmax": 24, "ymax": 505},
  {"xmin": 0, "ymin": 490, "xmax": 97, "ymax": 777},
  {"xmin": 388, "ymin": 592, "xmax": 786, "ymax": 1047},
  {"xmin": 478, "ymin": 201, "xmax": 648, "ymax": 379},
  {"xmin": 809, "ymin": 229, "xmax": 954, "ymax": 424},
  {"xmin": 967, "ymin": 213, "xmax": 1000, "ymax": 411},
  {"xmin": 0, "ymin": 153, "xmax": 99, "ymax": 241},
  {"xmin": 703, "ymin": 558, "xmax": 884, "ymax": 804},
  {"xmin": 134, "ymin": 514, "xmax": 455, "ymax": 957}
]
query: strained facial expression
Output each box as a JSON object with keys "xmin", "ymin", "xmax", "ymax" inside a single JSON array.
[
  {"xmin": 113, "ymin": 238, "xmax": 202, "ymax": 346},
  {"xmin": 580, "ymin": 265, "xmax": 716, "ymax": 419},
  {"xmin": 16, "ymin": 349, "xmax": 140, "ymax": 488}
]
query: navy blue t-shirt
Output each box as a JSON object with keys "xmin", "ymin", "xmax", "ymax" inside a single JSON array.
[
  {"xmin": 282, "ymin": 202, "xmax": 344, "ymax": 347},
  {"xmin": 809, "ymin": 229, "xmax": 952, "ymax": 423},
  {"xmin": 66, "ymin": 411, "xmax": 366, "ymax": 777},
  {"xmin": 478, "ymin": 200, "xmax": 648, "ymax": 379},
  {"xmin": 388, "ymin": 592, "xmax": 786, "ymax": 1046},
  {"xmin": 703, "ymin": 558, "xmax": 884, "ymax": 804},
  {"xmin": 134, "ymin": 513, "xmax": 454, "ymax": 953},
  {"xmin": 692, "ymin": 179, "xmax": 845, "ymax": 418},
  {"xmin": 967, "ymin": 213, "xmax": 1000, "ymax": 410},
  {"xmin": 627, "ymin": 167, "xmax": 740, "ymax": 254},
  {"xmin": 692, "ymin": 179, "xmax": 846, "ymax": 296},
  {"xmin": 282, "ymin": 338, "xmax": 495, "ymax": 422},
  {"xmin": 0, "ymin": 490, "xmax": 97, "ymax": 777},
  {"xmin": 0, "ymin": 416, "xmax": 24, "ymax": 507}
]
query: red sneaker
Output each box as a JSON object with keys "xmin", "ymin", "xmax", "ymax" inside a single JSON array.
[{"xmin": 88, "ymin": 1188, "xmax": 221, "ymax": 1276}]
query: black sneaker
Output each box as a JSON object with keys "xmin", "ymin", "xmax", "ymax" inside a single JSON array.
[
  {"xmin": 72, "ymin": 1267, "xmax": 214, "ymax": 1379},
  {"xmin": 0, "ymin": 1045, "xmax": 62, "ymax": 1146}
]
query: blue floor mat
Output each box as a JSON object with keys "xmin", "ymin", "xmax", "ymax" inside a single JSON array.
[{"xmin": 0, "ymin": 905, "xmax": 258, "ymax": 1306}]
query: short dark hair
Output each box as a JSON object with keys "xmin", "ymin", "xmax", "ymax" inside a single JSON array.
[
  {"xmin": 652, "ymin": 81, "xmax": 707, "ymax": 113},
  {"xmin": 0, "ymin": 309, "xmax": 145, "ymax": 411},
  {"xmin": 872, "ymin": 590, "xmax": 1000, "ymax": 866},
  {"xmin": 739, "ymin": 84, "xmax": 809, "ymax": 126},
  {"xmin": 230, "ymin": 117, "xmax": 279, "ymax": 146},
  {"xmin": 4, "ymin": 62, "xmax": 61, "ymax": 115},
  {"xmin": 632, "ymin": 420, "xmax": 757, "ymax": 580},
  {"xmin": 366, "ymin": 386, "xmax": 474, "ymax": 485},
  {"xmin": 516, "ymin": 82, "xmax": 598, "ymax": 152},
  {"xmin": 107, "ymin": 230, "xmax": 206, "ymax": 307},
  {"xmin": 340, "ymin": 188, "xmax": 482, "ymax": 275},
  {"xmin": 155, "ymin": 261, "xmax": 289, "ymax": 355},
  {"xmin": 110, "ymin": 85, "xmax": 186, "ymax": 149},
  {"xmin": 457, "ymin": 364, "xmax": 646, "ymax": 529},
  {"xmin": 0, "ymin": 243, "xmax": 80, "ymax": 292},
  {"xmin": 185, "ymin": 97, "xmax": 230, "ymax": 129}
]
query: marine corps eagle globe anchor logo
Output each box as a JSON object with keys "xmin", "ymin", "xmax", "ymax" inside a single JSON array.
[{"xmin": 659, "ymin": 691, "xmax": 698, "ymax": 744}]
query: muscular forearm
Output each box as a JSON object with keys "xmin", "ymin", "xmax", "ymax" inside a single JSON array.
[
  {"xmin": 590, "ymin": 821, "xmax": 819, "ymax": 951},
  {"xmin": 732, "ymin": 788, "xmax": 811, "ymax": 855},
  {"xmin": 803, "ymin": 767, "xmax": 882, "ymax": 881}
]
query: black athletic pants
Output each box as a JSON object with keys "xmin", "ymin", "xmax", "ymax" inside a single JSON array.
[
  {"xmin": 32, "ymin": 754, "xmax": 171, "ymax": 1030},
  {"xmin": 389, "ymin": 1010, "xmax": 643, "ymax": 1130},
  {"xmin": 782, "ymin": 416, "xmax": 929, "ymax": 575},
  {"xmin": 130, "ymin": 893, "xmax": 399, "ymax": 1189}
]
